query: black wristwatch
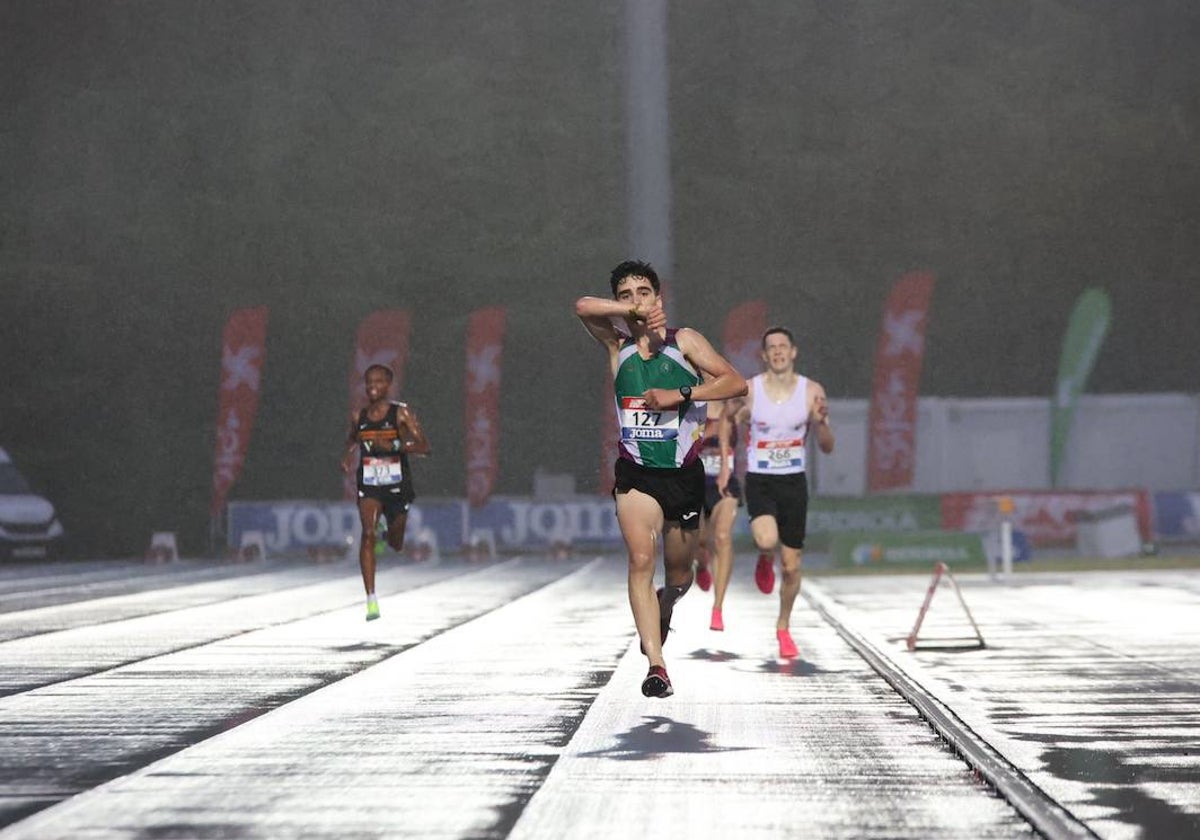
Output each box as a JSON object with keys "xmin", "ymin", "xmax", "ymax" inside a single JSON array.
[{"xmin": 679, "ymin": 385, "xmax": 693, "ymax": 401}]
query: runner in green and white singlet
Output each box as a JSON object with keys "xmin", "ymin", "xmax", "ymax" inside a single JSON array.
[
  {"xmin": 613, "ymin": 329, "xmax": 707, "ymax": 469},
  {"xmin": 576, "ymin": 260, "xmax": 747, "ymax": 699}
]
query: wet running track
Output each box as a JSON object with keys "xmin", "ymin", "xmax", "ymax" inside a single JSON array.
[{"xmin": 0, "ymin": 556, "xmax": 1195, "ymax": 839}]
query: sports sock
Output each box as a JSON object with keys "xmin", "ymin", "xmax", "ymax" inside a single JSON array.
[{"xmin": 659, "ymin": 577, "xmax": 692, "ymax": 608}]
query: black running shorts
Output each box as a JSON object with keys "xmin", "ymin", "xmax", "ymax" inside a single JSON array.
[
  {"xmin": 357, "ymin": 484, "xmax": 414, "ymax": 525},
  {"xmin": 744, "ymin": 471, "xmax": 809, "ymax": 549},
  {"xmin": 703, "ymin": 475, "xmax": 743, "ymax": 519},
  {"xmin": 613, "ymin": 457, "xmax": 705, "ymax": 530}
]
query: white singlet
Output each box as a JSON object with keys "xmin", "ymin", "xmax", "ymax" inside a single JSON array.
[{"xmin": 745, "ymin": 374, "xmax": 809, "ymax": 475}]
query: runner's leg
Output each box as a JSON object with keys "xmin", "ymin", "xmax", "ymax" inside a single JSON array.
[
  {"xmin": 661, "ymin": 521, "xmax": 697, "ymax": 589},
  {"xmin": 617, "ymin": 489, "xmax": 667, "ymax": 666},
  {"xmin": 385, "ymin": 510, "xmax": 408, "ymax": 552},
  {"xmin": 750, "ymin": 514, "xmax": 779, "ymax": 594},
  {"xmin": 357, "ymin": 498, "xmax": 383, "ymax": 595},
  {"xmin": 710, "ymin": 495, "xmax": 738, "ymax": 612},
  {"xmin": 778, "ymin": 544, "xmax": 803, "ymax": 629}
]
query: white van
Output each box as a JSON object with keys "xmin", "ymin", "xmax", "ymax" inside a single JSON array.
[{"xmin": 0, "ymin": 447, "xmax": 64, "ymax": 560}]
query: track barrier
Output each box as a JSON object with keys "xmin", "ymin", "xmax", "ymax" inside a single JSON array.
[
  {"xmin": 409, "ymin": 526, "xmax": 439, "ymax": 563},
  {"xmin": 145, "ymin": 531, "xmax": 179, "ymax": 563},
  {"xmin": 237, "ymin": 530, "xmax": 267, "ymax": 562},
  {"xmin": 906, "ymin": 561, "xmax": 986, "ymax": 651},
  {"xmin": 466, "ymin": 528, "xmax": 497, "ymax": 562}
]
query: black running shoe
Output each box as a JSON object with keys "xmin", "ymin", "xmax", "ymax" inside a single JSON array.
[
  {"xmin": 639, "ymin": 587, "xmax": 673, "ymax": 655},
  {"xmin": 641, "ymin": 665, "xmax": 674, "ymax": 698}
]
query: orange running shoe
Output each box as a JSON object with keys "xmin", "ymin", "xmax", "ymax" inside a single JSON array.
[
  {"xmin": 754, "ymin": 553, "xmax": 775, "ymax": 594},
  {"xmin": 777, "ymin": 628, "xmax": 799, "ymax": 659},
  {"xmin": 710, "ymin": 607, "xmax": 724, "ymax": 632}
]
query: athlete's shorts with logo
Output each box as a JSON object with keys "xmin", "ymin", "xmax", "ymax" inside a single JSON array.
[
  {"xmin": 613, "ymin": 457, "xmax": 705, "ymax": 530},
  {"xmin": 703, "ymin": 476, "xmax": 743, "ymax": 519},
  {"xmin": 744, "ymin": 471, "xmax": 809, "ymax": 549},
  {"xmin": 357, "ymin": 483, "xmax": 415, "ymax": 525}
]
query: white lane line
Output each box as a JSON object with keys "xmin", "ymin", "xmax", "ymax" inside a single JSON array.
[
  {"xmin": 0, "ymin": 561, "xmax": 499, "ymax": 692},
  {"xmin": 804, "ymin": 580, "xmax": 1098, "ymax": 840},
  {"xmin": 510, "ymin": 574, "xmax": 1035, "ymax": 840},
  {"xmin": 809, "ymin": 571, "xmax": 1200, "ymax": 839},
  {"xmin": 0, "ymin": 558, "xmax": 635, "ymax": 840},
  {"xmin": 0, "ymin": 557, "xmax": 589, "ymax": 831},
  {"xmin": 0, "ymin": 564, "xmax": 345, "ymax": 642}
]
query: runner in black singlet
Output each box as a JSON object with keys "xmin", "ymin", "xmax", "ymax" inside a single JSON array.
[{"xmin": 340, "ymin": 364, "xmax": 430, "ymax": 621}]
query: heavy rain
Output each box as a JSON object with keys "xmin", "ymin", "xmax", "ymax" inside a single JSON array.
[{"xmin": 2, "ymin": 3, "xmax": 1198, "ymax": 838}]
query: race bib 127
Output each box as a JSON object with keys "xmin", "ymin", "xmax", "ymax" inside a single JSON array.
[{"xmin": 620, "ymin": 397, "xmax": 680, "ymax": 442}]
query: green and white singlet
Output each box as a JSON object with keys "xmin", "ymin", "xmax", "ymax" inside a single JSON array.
[{"xmin": 613, "ymin": 329, "xmax": 706, "ymax": 468}]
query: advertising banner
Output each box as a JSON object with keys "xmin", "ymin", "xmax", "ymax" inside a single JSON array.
[
  {"xmin": 1050, "ymin": 288, "xmax": 1111, "ymax": 487},
  {"xmin": 866, "ymin": 271, "xmax": 935, "ymax": 493},
  {"xmin": 210, "ymin": 307, "xmax": 269, "ymax": 516},
  {"xmin": 227, "ymin": 496, "xmax": 626, "ymax": 556},
  {"xmin": 344, "ymin": 309, "xmax": 411, "ymax": 499},
  {"xmin": 1152, "ymin": 491, "xmax": 1200, "ymax": 543},
  {"xmin": 941, "ymin": 490, "xmax": 1153, "ymax": 548},
  {"xmin": 464, "ymin": 307, "xmax": 506, "ymax": 507},
  {"xmin": 830, "ymin": 531, "xmax": 986, "ymax": 568},
  {"xmin": 463, "ymin": 496, "xmax": 623, "ymax": 550},
  {"xmin": 805, "ymin": 495, "xmax": 943, "ymax": 551},
  {"xmin": 227, "ymin": 499, "xmax": 465, "ymax": 555},
  {"xmin": 722, "ymin": 299, "xmax": 768, "ymax": 378},
  {"xmin": 721, "ymin": 299, "xmax": 768, "ymax": 487}
]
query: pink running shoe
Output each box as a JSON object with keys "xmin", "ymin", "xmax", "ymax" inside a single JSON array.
[
  {"xmin": 710, "ymin": 607, "xmax": 724, "ymax": 632},
  {"xmin": 754, "ymin": 553, "xmax": 775, "ymax": 594},
  {"xmin": 696, "ymin": 562, "xmax": 713, "ymax": 592},
  {"xmin": 777, "ymin": 628, "xmax": 799, "ymax": 659}
]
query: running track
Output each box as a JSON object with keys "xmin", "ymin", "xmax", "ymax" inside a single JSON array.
[{"xmin": 0, "ymin": 556, "xmax": 1196, "ymax": 839}]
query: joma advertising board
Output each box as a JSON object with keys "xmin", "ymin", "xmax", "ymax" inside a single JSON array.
[{"xmin": 227, "ymin": 496, "xmax": 625, "ymax": 555}]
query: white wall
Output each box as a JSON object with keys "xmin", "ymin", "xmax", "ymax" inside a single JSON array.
[{"xmin": 812, "ymin": 393, "xmax": 1200, "ymax": 496}]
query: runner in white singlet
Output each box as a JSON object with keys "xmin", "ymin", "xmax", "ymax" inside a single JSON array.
[{"xmin": 730, "ymin": 327, "xmax": 834, "ymax": 659}]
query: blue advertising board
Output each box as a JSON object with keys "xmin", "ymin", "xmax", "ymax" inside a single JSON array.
[
  {"xmin": 465, "ymin": 496, "xmax": 623, "ymax": 549},
  {"xmin": 1152, "ymin": 491, "xmax": 1200, "ymax": 543},
  {"xmin": 227, "ymin": 496, "xmax": 625, "ymax": 555},
  {"xmin": 227, "ymin": 499, "xmax": 466, "ymax": 555}
]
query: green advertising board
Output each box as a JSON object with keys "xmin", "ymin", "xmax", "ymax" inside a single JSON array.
[
  {"xmin": 804, "ymin": 495, "xmax": 943, "ymax": 551},
  {"xmin": 830, "ymin": 530, "xmax": 986, "ymax": 568}
]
